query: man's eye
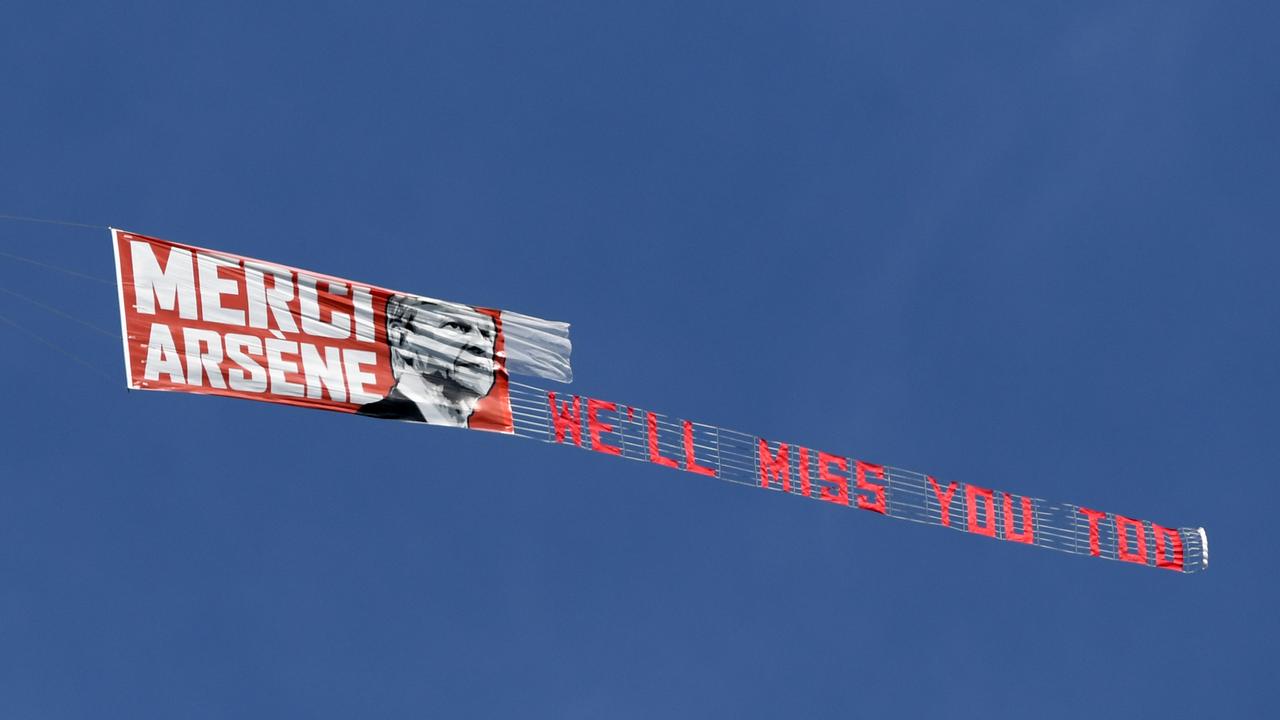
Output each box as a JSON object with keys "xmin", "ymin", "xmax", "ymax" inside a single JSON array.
[{"xmin": 443, "ymin": 321, "xmax": 469, "ymax": 332}]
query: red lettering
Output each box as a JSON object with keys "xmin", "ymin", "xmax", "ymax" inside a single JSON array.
[
  {"xmin": 758, "ymin": 439, "xmax": 790, "ymax": 491},
  {"xmin": 819, "ymin": 453, "xmax": 851, "ymax": 506},
  {"xmin": 587, "ymin": 398, "xmax": 622, "ymax": 456},
  {"xmin": 1153, "ymin": 523, "xmax": 1184, "ymax": 571},
  {"xmin": 547, "ymin": 392, "xmax": 581, "ymax": 446},
  {"xmin": 647, "ymin": 412, "xmax": 679, "ymax": 468},
  {"xmin": 965, "ymin": 485, "xmax": 997, "ymax": 537},
  {"xmin": 1003, "ymin": 493, "xmax": 1034, "ymax": 544},
  {"xmin": 798, "ymin": 446, "xmax": 811, "ymax": 497},
  {"xmin": 1079, "ymin": 507, "xmax": 1106, "ymax": 556},
  {"xmin": 682, "ymin": 421, "xmax": 715, "ymax": 477},
  {"xmin": 853, "ymin": 460, "xmax": 885, "ymax": 513},
  {"xmin": 927, "ymin": 476, "xmax": 958, "ymax": 526},
  {"xmin": 1115, "ymin": 515, "xmax": 1147, "ymax": 564}
]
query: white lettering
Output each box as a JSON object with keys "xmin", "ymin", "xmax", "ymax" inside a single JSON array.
[
  {"xmin": 300, "ymin": 344, "xmax": 347, "ymax": 402},
  {"xmin": 298, "ymin": 275, "xmax": 350, "ymax": 339},
  {"xmin": 142, "ymin": 323, "xmax": 185, "ymax": 383},
  {"xmin": 131, "ymin": 241, "xmax": 197, "ymax": 319},
  {"xmin": 353, "ymin": 287, "xmax": 375, "ymax": 343},
  {"xmin": 264, "ymin": 338, "xmax": 304, "ymax": 398},
  {"xmin": 245, "ymin": 261, "xmax": 298, "ymax": 333},
  {"xmin": 343, "ymin": 349, "xmax": 379, "ymax": 404},
  {"xmin": 182, "ymin": 328, "xmax": 226, "ymax": 388},
  {"xmin": 196, "ymin": 253, "xmax": 245, "ymax": 326},
  {"xmin": 225, "ymin": 333, "xmax": 267, "ymax": 393}
]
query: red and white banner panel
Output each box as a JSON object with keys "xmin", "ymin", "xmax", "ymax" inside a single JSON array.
[
  {"xmin": 506, "ymin": 384, "xmax": 1208, "ymax": 573},
  {"xmin": 112, "ymin": 229, "xmax": 571, "ymax": 433}
]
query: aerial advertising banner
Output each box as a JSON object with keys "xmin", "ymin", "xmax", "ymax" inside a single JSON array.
[
  {"xmin": 111, "ymin": 229, "xmax": 1207, "ymax": 573},
  {"xmin": 505, "ymin": 385, "xmax": 1207, "ymax": 572},
  {"xmin": 111, "ymin": 229, "xmax": 571, "ymax": 433}
]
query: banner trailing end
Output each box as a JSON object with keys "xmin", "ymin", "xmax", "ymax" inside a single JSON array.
[
  {"xmin": 501, "ymin": 310, "xmax": 573, "ymax": 383},
  {"xmin": 1198, "ymin": 527, "xmax": 1209, "ymax": 567}
]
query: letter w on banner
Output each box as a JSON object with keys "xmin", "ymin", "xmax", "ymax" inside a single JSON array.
[{"xmin": 111, "ymin": 228, "xmax": 573, "ymax": 434}]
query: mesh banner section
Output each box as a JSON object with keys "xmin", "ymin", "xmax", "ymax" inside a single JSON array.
[{"xmin": 508, "ymin": 383, "xmax": 1206, "ymax": 573}]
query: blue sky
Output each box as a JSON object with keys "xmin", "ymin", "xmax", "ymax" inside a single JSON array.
[{"xmin": 1, "ymin": 2, "xmax": 1276, "ymax": 717}]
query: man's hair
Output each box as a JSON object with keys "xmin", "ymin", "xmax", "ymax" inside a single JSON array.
[
  {"xmin": 384, "ymin": 293, "xmax": 455, "ymax": 348},
  {"xmin": 385, "ymin": 293, "xmax": 425, "ymax": 335}
]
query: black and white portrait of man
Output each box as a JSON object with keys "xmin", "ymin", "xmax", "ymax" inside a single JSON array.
[{"xmin": 358, "ymin": 294, "xmax": 499, "ymax": 427}]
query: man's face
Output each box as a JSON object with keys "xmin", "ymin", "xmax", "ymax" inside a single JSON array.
[{"xmin": 389, "ymin": 298, "xmax": 497, "ymax": 397}]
